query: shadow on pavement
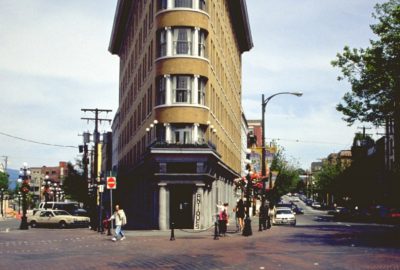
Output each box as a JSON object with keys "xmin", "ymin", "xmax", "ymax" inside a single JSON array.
[{"xmin": 287, "ymin": 224, "xmax": 400, "ymax": 249}]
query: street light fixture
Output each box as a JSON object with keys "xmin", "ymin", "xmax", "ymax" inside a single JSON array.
[
  {"xmin": 0, "ymin": 188, "xmax": 4, "ymax": 218},
  {"xmin": 261, "ymin": 92, "xmax": 303, "ymax": 198},
  {"xmin": 17, "ymin": 192, "xmax": 22, "ymax": 215},
  {"xmin": 18, "ymin": 163, "xmax": 31, "ymax": 230}
]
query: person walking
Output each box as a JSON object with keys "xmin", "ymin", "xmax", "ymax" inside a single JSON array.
[
  {"xmin": 217, "ymin": 202, "xmax": 229, "ymax": 236},
  {"xmin": 259, "ymin": 201, "xmax": 268, "ymax": 230},
  {"xmin": 235, "ymin": 199, "xmax": 245, "ymax": 232},
  {"xmin": 109, "ymin": 204, "xmax": 127, "ymax": 241}
]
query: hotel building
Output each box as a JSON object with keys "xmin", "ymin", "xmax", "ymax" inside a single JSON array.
[{"xmin": 109, "ymin": 0, "xmax": 252, "ymax": 229}]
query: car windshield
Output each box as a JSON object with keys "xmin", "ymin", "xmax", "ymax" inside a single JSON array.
[
  {"xmin": 53, "ymin": 210, "xmax": 71, "ymax": 216},
  {"xmin": 277, "ymin": 210, "xmax": 292, "ymax": 215},
  {"xmin": 277, "ymin": 204, "xmax": 292, "ymax": 208}
]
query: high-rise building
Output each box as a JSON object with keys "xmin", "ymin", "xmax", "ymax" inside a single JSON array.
[{"xmin": 109, "ymin": 0, "xmax": 252, "ymax": 229}]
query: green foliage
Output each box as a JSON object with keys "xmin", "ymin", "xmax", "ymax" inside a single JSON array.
[
  {"xmin": 332, "ymin": 0, "xmax": 400, "ymax": 126},
  {"xmin": 314, "ymin": 162, "xmax": 342, "ymax": 195},
  {"xmin": 62, "ymin": 162, "xmax": 89, "ymax": 205},
  {"xmin": 268, "ymin": 149, "xmax": 301, "ymax": 204},
  {"xmin": 0, "ymin": 171, "xmax": 9, "ymax": 190}
]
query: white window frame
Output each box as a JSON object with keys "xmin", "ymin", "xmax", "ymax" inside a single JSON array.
[
  {"xmin": 173, "ymin": 76, "xmax": 192, "ymax": 103},
  {"xmin": 198, "ymin": 77, "xmax": 206, "ymax": 105},
  {"xmin": 173, "ymin": 28, "xmax": 192, "ymax": 55}
]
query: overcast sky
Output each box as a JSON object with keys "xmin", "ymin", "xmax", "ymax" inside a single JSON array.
[{"xmin": 0, "ymin": 0, "xmax": 386, "ymax": 172}]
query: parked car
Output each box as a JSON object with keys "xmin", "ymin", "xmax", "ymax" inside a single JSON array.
[
  {"xmin": 292, "ymin": 206, "xmax": 304, "ymax": 215},
  {"xmin": 311, "ymin": 202, "xmax": 322, "ymax": 209},
  {"xmin": 383, "ymin": 208, "xmax": 400, "ymax": 224},
  {"xmin": 35, "ymin": 201, "xmax": 88, "ymax": 217},
  {"xmin": 306, "ymin": 199, "xmax": 314, "ymax": 206},
  {"xmin": 273, "ymin": 209, "xmax": 296, "ymax": 226},
  {"xmin": 327, "ymin": 206, "xmax": 345, "ymax": 215},
  {"xmin": 29, "ymin": 209, "xmax": 90, "ymax": 228}
]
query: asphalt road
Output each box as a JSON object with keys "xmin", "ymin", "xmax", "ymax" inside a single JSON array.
[{"xmin": 0, "ymin": 201, "xmax": 399, "ymax": 270}]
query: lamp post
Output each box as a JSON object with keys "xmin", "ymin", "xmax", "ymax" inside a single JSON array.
[
  {"xmin": 18, "ymin": 162, "xmax": 31, "ymax": 230},
  {"xmin": 53, "ymin": 183, "xmax": 58, "ymax": 202},
  {"xmin": 0, "ymin": 188, "xmax": 4, "ymax": 218},
  {"xmin": 261, "ymin": 92, "xmax": 303, "ymax": 193},
  {"xmin": 242, "ymin": 164, "xmax": 253, "ymax": 236},
  {"xmin": 42, "ymin": 176, "xmax": 51, "ymax": 207}
]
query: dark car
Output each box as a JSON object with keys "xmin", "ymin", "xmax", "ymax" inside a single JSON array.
[{"xmin": 292, "ymin": 206, "xmax": 304, "ymax": 214}]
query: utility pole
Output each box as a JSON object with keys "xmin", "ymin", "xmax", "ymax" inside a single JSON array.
[
  {"xmin": 1, "ymin": 156, "xmax": 8, "ymax": 172},
  {"xmin": 357, "ymin": 126, "xmax": 372, "ymax": 140},
  {"xmin": 3, "ymin": 156, "xmax": 8, "ymax": 171},
  {"xmin": 81, "ymin": 108, "xmax": 112, "ymax": 231}
]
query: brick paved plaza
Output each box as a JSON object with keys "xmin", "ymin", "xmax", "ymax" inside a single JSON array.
[{"xmin": 1, "ymin": 215, "xmax": 400, "ymax": 270}]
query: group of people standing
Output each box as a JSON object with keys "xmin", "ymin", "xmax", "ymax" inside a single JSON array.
[{"xmin": 217, "ymin": 198, "xmax": 271, "ymax": 235}]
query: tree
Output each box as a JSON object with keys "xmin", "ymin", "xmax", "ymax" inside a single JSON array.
[
  {"xmin": 268, "ymin": 149, "xmax": 301, "ymax": 204},
  {"xmin": 62, "ymin": 162, "xmax": 89, "ymax": 205},
  {"xmin": 314, "ymin": 162, "xmax": 342, "ymax": 205},
  {"xmin": 0, "ymin": 171, "xmax": 8, "ymax": 190},
  {"xmin": 332, "ymin": 0, "xmax": 400, "ymax": 174}
]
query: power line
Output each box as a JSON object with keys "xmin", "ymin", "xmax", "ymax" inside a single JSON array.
[
  {"xmin": 0, "ymin": 131, "xmax": 77, "ymax": 149},
  {"xmin": 266, "ymin": 137, "xmax": 349, "ymax": 146}
]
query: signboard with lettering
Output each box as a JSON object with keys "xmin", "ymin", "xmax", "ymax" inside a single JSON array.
[{"xmin": 194, "ymin": 193, "xmax": 202, "ymax": 230}]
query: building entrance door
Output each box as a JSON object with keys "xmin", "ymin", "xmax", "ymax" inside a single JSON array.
[{"xmin": 170, "ymin": 185, "xmax": 193, "ymax": 229}]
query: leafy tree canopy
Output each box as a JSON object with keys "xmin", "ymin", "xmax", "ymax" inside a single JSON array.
[
  {"xmin": 0, "ymin": 171, "xmax": 8, "ymax": 190},
  {"xmin": 269, "ymin": 148, "xmax": 301, "ymax": 203},
  {"xmin": 314, "ymin": 162, "xmax": 342, "ymax": 193},
  {"xmin": 332, "ymin": 0, "xmax": 400, "ymax": 126},
  {"xmin": 62, "ymin": 162, "xmax": 88, "ymax": 205}
]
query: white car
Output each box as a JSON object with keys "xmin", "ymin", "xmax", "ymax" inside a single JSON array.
[
  {"xmin": 273, "ymin": 209, "xmax": 296, "ymax": 226},
  {"xmin": 29, "ymin": 209, "xmax": 90, "ymax": 228},
  {"xmin": 312, "ymin": 202, "xmax": 322, "ymax": 209}
]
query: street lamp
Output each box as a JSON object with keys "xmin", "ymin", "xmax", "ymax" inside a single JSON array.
[
  {"xmin": 53, "ymin": 183, "xmax": 58, "ymax": 202},
  {"xmin": 17, "ymin": 192, "xmax": 22, "ymax": 215},
  {"xmin": 18, "ymin": 162, "xmax": 31, "ymax": 230},
  {"xmin": 0, "ymin": 188, "xmax": 4, "ymax": 218},
  {"xmin": 242, "ymin": 164, "xmax": 253, "ymax": 237},
  {"xmin": 261, "ymin": 92, "xmax": 303, "ymax": 194}
]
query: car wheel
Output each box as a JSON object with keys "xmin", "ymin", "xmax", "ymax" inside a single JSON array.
[
  {"xmin": 30, "ymin": 221, "xmax": 37, "ymax": 228},
  {"xmin": 59, "ymin": 221, "xmax": 67, "ymax": 229}
]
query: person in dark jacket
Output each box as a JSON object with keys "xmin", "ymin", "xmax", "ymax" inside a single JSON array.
[{"xmin": 235, "ymin": 199, "xmax": 245, "ymax": 232}]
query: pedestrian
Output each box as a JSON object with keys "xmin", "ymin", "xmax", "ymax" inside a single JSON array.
[
  {"xmin": 109, "ymin": 204, "xmax": 127, "ymax": 241},
  {"xmin": 267, "ymin": 205, "xmax": 273, "ymax": 229},
  {"xmin": 259, "ymin": 201, "xmax": 268, "ymax": 230},
  {"xmin": 218, "ymin": 203, "xmax": 229, "ymax": 236},
  {"xmin": 235, "ymin": 199, "xmax": 245, "ymax": 232}
]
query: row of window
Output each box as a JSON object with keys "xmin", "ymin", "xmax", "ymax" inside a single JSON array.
[
  {"xmin": 158, "ymin": 27, "xmax": 207, "ymax": 58},
  {"xmin": 158, "ymin": 0, "xmax": 206, "ymax": 11},
  {"xmin": 119, "ymin": 123, "xmax": 208, "ymax": 168},
  {"xmin": 157, "ymin": 75, "xmax": 206, "ymax": 105},
  {"xmin": 119, "ymin": 87, "xmax": 153, "ymax": 154}
]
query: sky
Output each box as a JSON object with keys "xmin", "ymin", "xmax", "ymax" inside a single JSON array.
[{"xmin": 0, "ymin": 0, "xmax": 386, "ymax": 173}]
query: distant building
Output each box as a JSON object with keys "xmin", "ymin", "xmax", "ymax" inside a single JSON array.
[
  {"xmin": 241, "ymin": 112, "xmax": 249, "ymax": 177},
  {"xmin": 247, "ymin": 120, "xmax": 262, "ymax": 147},
  {"xmin": 311, "ymin": 161, "xmax": 323, "ymax": 173},
  {"xmin": 326, "ymin": 150, "xmax": 352, "ymax": 169},
  {"xmin": 30, "ymin": 162, "xmax": 68, "ymax": 203}
]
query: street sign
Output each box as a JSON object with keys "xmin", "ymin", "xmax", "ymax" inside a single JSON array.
[{"xmin": 106, "ymin": 177, "xmax": 117, "ymax": 189}]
